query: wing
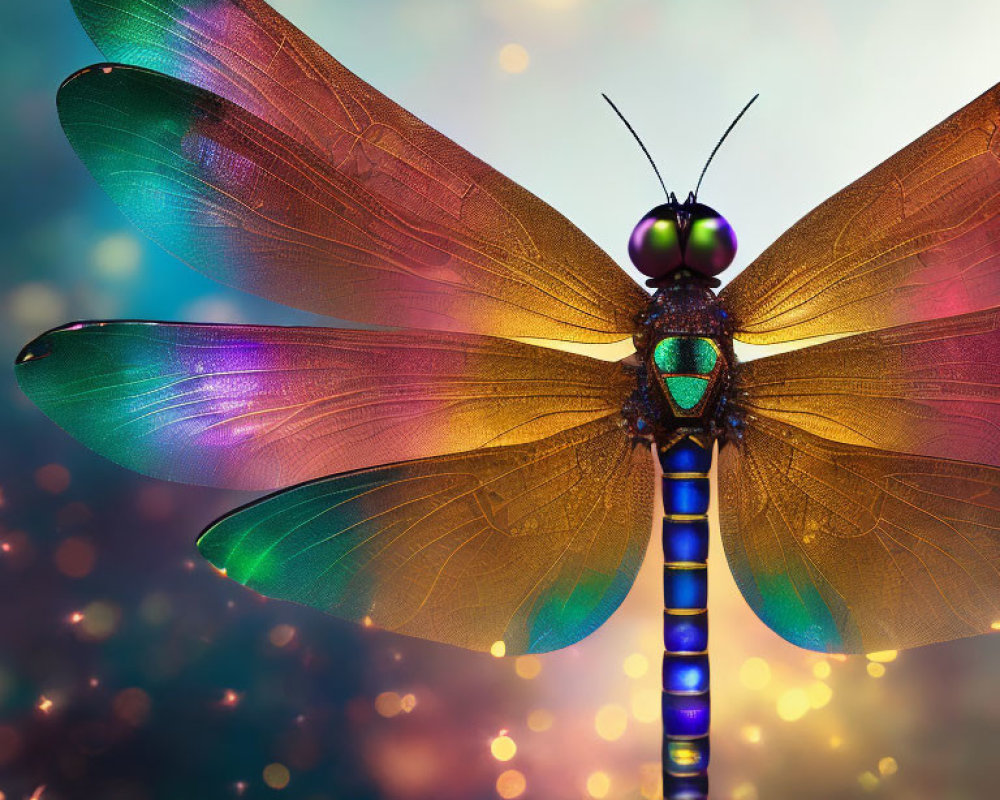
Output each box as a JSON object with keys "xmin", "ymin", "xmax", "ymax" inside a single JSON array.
[
  {"xmin": 721, "ymin": 82, "xmax": 1000, "ymax": 344},
  {"xmin": 15, "ymin": 321, "xmax": 633, "ymax": 491},
  {"xmin": 197, "ymin": 418, "xmax": 655, "ymax": 654},
  {"xmin": 733, "ymin": 308, "xmax": 1000, "ymax": 468},
  {"xmin": 59, "ymin": 7, "xmax": 648, "ymax": 343},
  {"xmin": 718, "ymin": 416, "xmax": 1000, "ymax": 654}
]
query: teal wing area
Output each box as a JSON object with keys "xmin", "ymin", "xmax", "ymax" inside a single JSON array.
[
  {"xmin": 15, "ymin": 321, "xmax": 633, "ymax": 491},
  {"xmin": 718, "ymin": 416, "xmax": 1000, "ymax": 654},
  {"xmin": 197, "ymin": 418, "xmax": 655, "ymax": 654}
]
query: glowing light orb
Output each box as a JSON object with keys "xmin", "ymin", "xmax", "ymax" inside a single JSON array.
[
  {"xmin": 623, "ymin": 653, "xmax": 649, "ymax": 679},
  {"xmin": 263, "ymin": 763, "xmax": 290, "ymax": 790},
  {"xmin": 514, "ymin": 655, "xmax": 541, "ymax": 679},
  {"xmin": 498, "ymin": 44, "xmax": 530, "ymax": 74},
  {"xmin": 594, "ymin": 704, "xmax": 628, "ymax": 741},
  {"xmin": 878, "ymin": 757, "xmax": 899, "ymax": 777},
  {"xmin": 491, "ymin": 734, "xmax": 517, "ymax": 762},
  {"xmin": 496, "ymin": 769, "xmax": 526, "ymax": 798},
  {"xmin": 739, "ymin": 657, "xmax": 771, "ymax": 691},
  {"xmin": 776, "ymin": 689, "xmax": 810, "ymax": 722},
  {"xmin": 586, "ymin": 771, "xmax": 611, "ymax": 798}
]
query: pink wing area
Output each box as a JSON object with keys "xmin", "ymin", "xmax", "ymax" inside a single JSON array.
[
  {"xmin": 15, "ymin": 322, "xmax": 634, "ymax": 490},
  {"xmin": 733, "ymin": 308, "xmax": 1000, "ymax": 468},
  {"xmin": 722, "ymin": 82, "xmax": 1000, "ymax": 344}
]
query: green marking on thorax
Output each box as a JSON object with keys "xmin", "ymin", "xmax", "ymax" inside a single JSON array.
[{"xmin": 653, "ymin": 337, "xmax": 718, "ymax": 410}]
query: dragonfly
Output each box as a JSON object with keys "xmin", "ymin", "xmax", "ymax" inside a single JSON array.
[{"xmin": 15, "ymin": 1, "xmax": 1000, "ymax": 798}]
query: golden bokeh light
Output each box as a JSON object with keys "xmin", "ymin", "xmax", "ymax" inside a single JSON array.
[
  {"xmin": 858, "ymin": 771, "xmax": 880, "ymax": 791},
  {"xmin": 866, "ymin": 650, "xmax": 898, "ymax": 663},
  {"xmin": 527, "ymin": 709, "xmax": 554, "ymax": 732},
  {"xmin": 739, "ymin": 657, "xmax": 771, "ymax": 691},
  {"xmin": 878, "ymin": 757, "xmax": 898, "ymax": 777},
  {"xmin": 490, "ymin": 640, "xmax": 507, "ymax": 658},
  {"xmin": 623, "ymin": 653, "xmax": 649, "ymax": 679},
  {"xmin": 491, "ymin": 734, "xmax": 517, "ymax": 762},
  {"xmin": 586, "ymin": 771, "xmax": 611, "ymax": 798},
  {"xmin": 812, "ymin": 660, "xmax": 832, "ymax": 680},
  {"xmin": 496, "ymin": 769, "xmax": 526, "ymax": 799},
  {"xmin": 867, "ymin": 662, "xmax": 886, "ymax": 678},
  {"xmin": 741, "ymin": 724, "xmax": 763, "ymax": 744},
  {"xmin": 514, "ymin": 655, "xmax": 541, "ymax": 679},
  {"xmin": 776, "ymin": 688, "xmax": 810, "ymax": 722},
  {"xmin": 595, "ymin": 704, "xmax": 628, "ymax": 741},
  {"xmin": 498, "ymin": 44, "xmax": 530, "ymax": 74},
  {"xmin": 263, "ymin": 762, "xmax": 290, "ymax": 790},
  {"xmin": 806, "ymin": 681, "xmax": 833, "ymax": 710},
  {"xmin": 732, "ymin": 782, "xmax": 759, "ymax": 800},
  {"xmin": 268, "ymin": 624, "xmax": 296, "ymax": 648},
  {"xmin": 375, "ymin": 691, "xmax": 402, "ymax": 718}
]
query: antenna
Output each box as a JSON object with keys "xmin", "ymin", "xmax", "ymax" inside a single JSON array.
[
  {"xmin": 694, "ymin": 93, "xmax": 759, "ymax": 201},
  {"xmin": 602, "ymin": 93, "xmax": 670, "ymax": 201}
]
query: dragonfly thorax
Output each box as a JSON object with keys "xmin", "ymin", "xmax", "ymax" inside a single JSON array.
[{"xmin": 624, "ymin": 285, "xmax": 733, "ymax": 448}]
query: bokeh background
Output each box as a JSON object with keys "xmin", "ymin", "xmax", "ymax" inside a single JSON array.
[{"xmin": 2, "ymin": 1, "xmax": 1000, "ymax": 799}]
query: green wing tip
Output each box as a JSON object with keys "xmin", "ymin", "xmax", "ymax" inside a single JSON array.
[
  {"xmin": 15, "ymin": 336, "xmax": 52, "ymax": 366},
  {"xmin": 15, "ymin": 321, "xmax": 107, "ymax": 367}
]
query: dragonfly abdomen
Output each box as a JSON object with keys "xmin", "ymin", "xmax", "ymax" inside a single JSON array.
[{"xmin": 660, "ymin": 435, "xmax": 712, "ymax": 800}]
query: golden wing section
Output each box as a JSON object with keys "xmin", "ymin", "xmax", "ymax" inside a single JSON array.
[
  {"xmin": 198, "ymin": 418, "xmax": 655, "ymax": 654},
  {"xmin": 733, "ymin": 308, "xmax": 1000, "ymax": 468},
  {"xmin": 722, "ymin": 82, "xmax": 1000, "ymax": 343},
  {"xmin": 719, "ymin": 417, "xmax": 1000, "ymax": 654}
]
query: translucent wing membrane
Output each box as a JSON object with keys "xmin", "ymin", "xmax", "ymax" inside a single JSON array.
[
  {"xmin": 197, "ymin": 418, "xmax": 655, "ymax": 654},
  {"xmin": 60, "ymin": 3, "xmax": 647, "ymax": 344},
  {"xmin": 15, "ymin": 322, "xmax": 633, "ymax": 491},
  {"xmin": 59, "ymin": 63, "xmax": 644, "ymax": 342},
  {"xmin": 722, "ymin": 82, "xmax": 1000, "ymax": 344},
  {"xmin": 719, "ymin": 417, "xmax": 1000, "ymax": 653},
  {"xmin": 733, "ymin": 308, "xmax": 1000, "ymax": 468}
]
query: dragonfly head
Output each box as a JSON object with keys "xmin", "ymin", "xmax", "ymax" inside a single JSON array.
[
  {"xmin": 629, "ymin": 198, "xmax": 737, "ymax": 282},
  {"xmin": 603, "ymin": 92, "xmax": 756, "ymax": 287}
]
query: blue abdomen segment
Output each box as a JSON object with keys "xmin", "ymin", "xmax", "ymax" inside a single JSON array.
[{"xmin": 660, "ymin": 435, "xmax": 712, "ymax": 800}]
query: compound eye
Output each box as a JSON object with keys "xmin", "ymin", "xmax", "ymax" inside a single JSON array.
[
  {"xmin": 628, "ymin": 204, "xmax": 684, "ymax": 279},
  {"xmin": 683, "ymin": 204, "xmax": 737, "ymax": 277}
]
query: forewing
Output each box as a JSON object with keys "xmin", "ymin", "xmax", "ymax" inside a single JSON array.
[
  {"xmin": 733, "ymin": 308, "xmax": 1000, "ymax": 468},
  {"xmin": 60, "ymin": 7, "xmax": 647, "ymax": 343},
  {"xmin": 722, "ymin": 82, "xmax": 1000, "ymax": 343},
  {"xmin": 719, "ymin": 417, "xmax": 1000, "ymax": 654},
  {"xmin": 15, "ymin": 321, "xmax": 633, "ymax": 491},
  {"xmin": 197, "ymin": 418, "xmax": 655, "ymax": 654}
]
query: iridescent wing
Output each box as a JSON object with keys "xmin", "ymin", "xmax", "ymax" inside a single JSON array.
[
  {"xmin": 15, "ymin": 322, "xmax": 633, "ymax": 491},
  {"xmin": 721, "ymin": 82, "xmax": 1000, "ymax": 344},
  {"xmin": 197, "ymin": 418, "xmax": 655, "ymax": 654},
  {"xmin": 59, "ymin": 12, "xmax": 647, "ymax": 342},
  {"xmin": 718, "ymin": 416, "xmax": 1000, "ymax": 654},
  {"xmin": 733, "ymin": 309, "xmax": 1000, "ymax": 468}
]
